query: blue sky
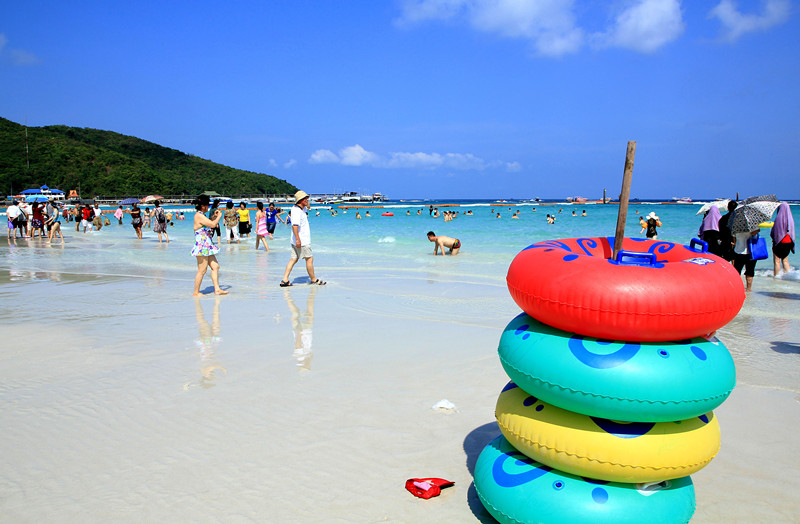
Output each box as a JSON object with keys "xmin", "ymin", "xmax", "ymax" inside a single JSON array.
[{"xmin": 1, "ymin": 1, "xmax": 798, "ymax": 199}]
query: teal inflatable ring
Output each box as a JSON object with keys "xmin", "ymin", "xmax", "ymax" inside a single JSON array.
[
  {"xmin": 474, "ymin": 436, "xmax": 696, "ymax": 524},
  {"xmin": 499, "ymin": 313, "xmax": 736, "ymax": 422}
]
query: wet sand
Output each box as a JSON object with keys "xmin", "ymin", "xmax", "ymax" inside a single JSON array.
[{"xmin": 1, "ymin": 234, "xmax": 799, "ymax": 522}]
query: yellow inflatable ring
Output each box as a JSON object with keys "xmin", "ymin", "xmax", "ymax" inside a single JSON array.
[
  {"xmin": 496, "ymin": 383, "xmax": 720, "ymax": 483},
  {"xmin": 758, "ymin": 221, "xmax": 773, "ymax": 228}
]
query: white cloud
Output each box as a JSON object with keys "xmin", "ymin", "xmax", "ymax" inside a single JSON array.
[
  {"xmin": 386, "ymin": 151, "xmax": 445, "ymax": 168},
  {"xmin": 309, "ymin": 149, "xmax": 340, "ymax": 164},
  {"xmin": 283, "ymin": 159, "xmax": 297, "ymax": 169},
  {"xmin": 709, "ymin": 0, "xmax": 790, "ymax": 42},
  {"xmin": 593, "ymin": 0, "xmax": 684, "ymax": 53},
  {"xmin": 0, "ymin": 33, "xmax": 40, "ymax": 65},
  {"xmin": 307, "ymin": 144, "xmax": 517, "ymax": 171},
  {"xmin": 268, "ymin": 159, "xmax": 278, "ymax": 167},
  {"xmin": 396, "ymin": 0, "xmax": 584, "ymax": 56},
  {"xmin": 506, "ymin": 161, "xmax": 522, "ymax": 172},
  {"xmin": 339, "ymin": 144, "xmax": 379, "ymax": 166}
]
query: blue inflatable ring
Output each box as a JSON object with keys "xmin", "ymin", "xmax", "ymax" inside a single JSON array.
[
  {"xmin": 474, "ymin": 436, "xmax": 696, "ymax": 524},
  {"xmin": 499, "ymin": 313, "xmax": 736, "ymax": 422}
]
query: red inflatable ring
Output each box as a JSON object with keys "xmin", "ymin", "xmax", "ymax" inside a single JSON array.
[{"xmin": 506, "ymin": 237, "xmax": 745, "ymax": 342}]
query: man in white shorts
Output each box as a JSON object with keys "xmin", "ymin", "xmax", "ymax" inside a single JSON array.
[{"xmin": 280, "ymin": 190, "xmax": 326, "ymax": 286}]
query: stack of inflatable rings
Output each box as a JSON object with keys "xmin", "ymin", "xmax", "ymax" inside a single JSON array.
[{"xmin": 474, "ymin": 237, "xmax": 745, "ymax": 524}]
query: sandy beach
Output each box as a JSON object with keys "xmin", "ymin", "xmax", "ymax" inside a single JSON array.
[{"xmin": 1, "ymin": 205, "xmax": 799, "ymax": 523}]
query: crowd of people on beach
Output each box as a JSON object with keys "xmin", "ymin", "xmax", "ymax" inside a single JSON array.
[
  {"xmin": 4, "ymin": 194, "xmax": 796, "ymax": 296},
  {"xmin": 697, "ymin": 199, "xmax": 795, "ymax": 291}
]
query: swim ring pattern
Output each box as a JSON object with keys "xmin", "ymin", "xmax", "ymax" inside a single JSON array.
[
  {"xmin": 506, "ymin": 237, "xmax": 745, "ymax": 341},
  {"xmin": 474, "ymin": 436, "xmax": 696, "ymax": 524},
  {"xmin": 474, "ymin": 236, "xmax": 744, "ymax": 522},
  {"xmin": 498, "ymin": 313, "xmax": 736, "ymax": 422},
  {"xmin": 495, "ymin": 382, "xmax": 720, "ymax": 483}
]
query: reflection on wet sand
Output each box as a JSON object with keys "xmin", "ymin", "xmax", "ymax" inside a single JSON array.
[
  {"xmin": 285, "ymin": 286, "xmax": 317, "ymax": 370},
  {"xmin": 187, "ymin": 296, "xmax": 226, "ymax": 389}
]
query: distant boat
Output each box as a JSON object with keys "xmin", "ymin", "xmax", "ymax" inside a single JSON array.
[
  {"xmin": 566, "ymin": 196, "xmax": 587, "ymax": 202},
  {"xmin": 672, "ymin": 197, "xmax": 693, "ymax": 203}
]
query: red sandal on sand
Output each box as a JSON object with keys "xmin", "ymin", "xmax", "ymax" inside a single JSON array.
[{"xmin": 405, "ymin": 478, "xmax": 454, "ymax": 499}]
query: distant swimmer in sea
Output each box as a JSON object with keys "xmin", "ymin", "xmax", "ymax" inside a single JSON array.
[
  {"xmin": 191, "ymin": 194, "xmax": 227, "ymax": 296},
  {"xmin": 356, "ymin": 211, "xmax": 362, "ymax": 220},
  {"xmin": 582, "ymin": 210, "xmax": 587, "ymax": 216},
  {"xmin": 427, "ymin": 231, "xmax": 461, "ymax": 255}
]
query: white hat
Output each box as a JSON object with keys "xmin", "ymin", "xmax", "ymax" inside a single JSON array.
[{"xmin": 647, "ymin": 211, "xmax": 658, "ymax": 220}]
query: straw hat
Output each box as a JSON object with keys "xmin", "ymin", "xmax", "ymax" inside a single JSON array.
[{"xmin": 294, "ymin": 190, "xmax": 309, "ymax": 203}]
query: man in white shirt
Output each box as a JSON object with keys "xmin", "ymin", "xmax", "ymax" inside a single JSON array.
[
  {"xmin": 280, "ymin": 190, "xmax": 326, "ymax": 286},
  {"xmin": 6, "ymin": 201, "xmax": 22, "ymax": 240}
]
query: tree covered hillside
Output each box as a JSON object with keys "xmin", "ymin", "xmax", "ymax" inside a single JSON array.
[{"xmin": 0, "ymin": 117, "xmax": 297, "ymax": 196}]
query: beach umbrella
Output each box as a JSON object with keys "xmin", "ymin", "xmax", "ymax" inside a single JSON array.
[
  {"xmin": 730, "ymin": 198, "xmax": 780, "ymax": 234},
  {"xmin": 25, "ymin": 196, "xmax": 49, "ymax": 203},
  {"xmin": 119, "ymin": 197, "xmax": 140, "ymax": 205},
  {"xmin": 695, "ymin": 200, "xmax": 730, "ymax": 216},
  {"xmin": 141, "ymin": 195, "xmax": 164, "ymax": 203}
]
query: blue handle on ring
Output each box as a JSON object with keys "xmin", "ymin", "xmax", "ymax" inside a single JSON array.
[
  {"xmin": 688, "ymin": 238, "xmax": 709, "ymax": 253},
  {"xmin": 615, "ymin": 250, "xmax": 657, "ymax": 266}
]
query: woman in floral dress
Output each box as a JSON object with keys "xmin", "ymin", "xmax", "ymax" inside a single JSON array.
[{"xmin": 192, "ymin": 195, "xmax": 227, "ymax": 296}]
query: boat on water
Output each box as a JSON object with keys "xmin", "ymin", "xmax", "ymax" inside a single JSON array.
[
  {"xmin": 672, "ymin": 196, "xmax": 693, "ymax": 203},
  {"xmin": 566, "ymin": 196, "xmax": 587, "ymax": 203}
]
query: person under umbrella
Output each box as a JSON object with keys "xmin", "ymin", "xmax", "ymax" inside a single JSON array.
[
  {"xmin": 771, "ymin": 202, "xmax": 795, "ymax": 277},
  {"xmin": 729, "ymin": 196, "xmax": 780, "ymax": 292},
  {"xmin": 717, "ymin": 200, "xmax": 738, "ymax": 262},
  {"xmin": 698, "ymin": 206, "xmax": 722, "ymax": 257}
]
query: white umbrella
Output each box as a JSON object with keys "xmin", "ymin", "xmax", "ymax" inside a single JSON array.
[{"xmin": 695, "ymin": 200, "xmax": 730, "ymax": 216}]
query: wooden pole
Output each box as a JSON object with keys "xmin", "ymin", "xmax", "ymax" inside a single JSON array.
[{"xmin": 613, "ymin": 141, "xmax": 636, "ymax": 259}]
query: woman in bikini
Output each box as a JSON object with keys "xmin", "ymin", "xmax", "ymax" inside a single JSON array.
[{"xmin": 192, "ymin": 195, "xmax": 228, "ymax": 296}]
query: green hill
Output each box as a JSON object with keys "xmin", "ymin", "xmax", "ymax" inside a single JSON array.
[{"xmin": 0, "ymin": 117, "xmax": 298, "ymax": 197}]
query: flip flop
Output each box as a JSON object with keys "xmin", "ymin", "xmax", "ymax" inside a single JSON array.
[
  {"xmin": 279, "ymin": 280, "xmax": 293, "ymax": 287},
  {"xmin": 405, "ymin": 478, "xmax": 454, "ymax": 499},
  {"xmin": 311, "ymin": 279, "xmax": 326, "ymax": 285}
]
